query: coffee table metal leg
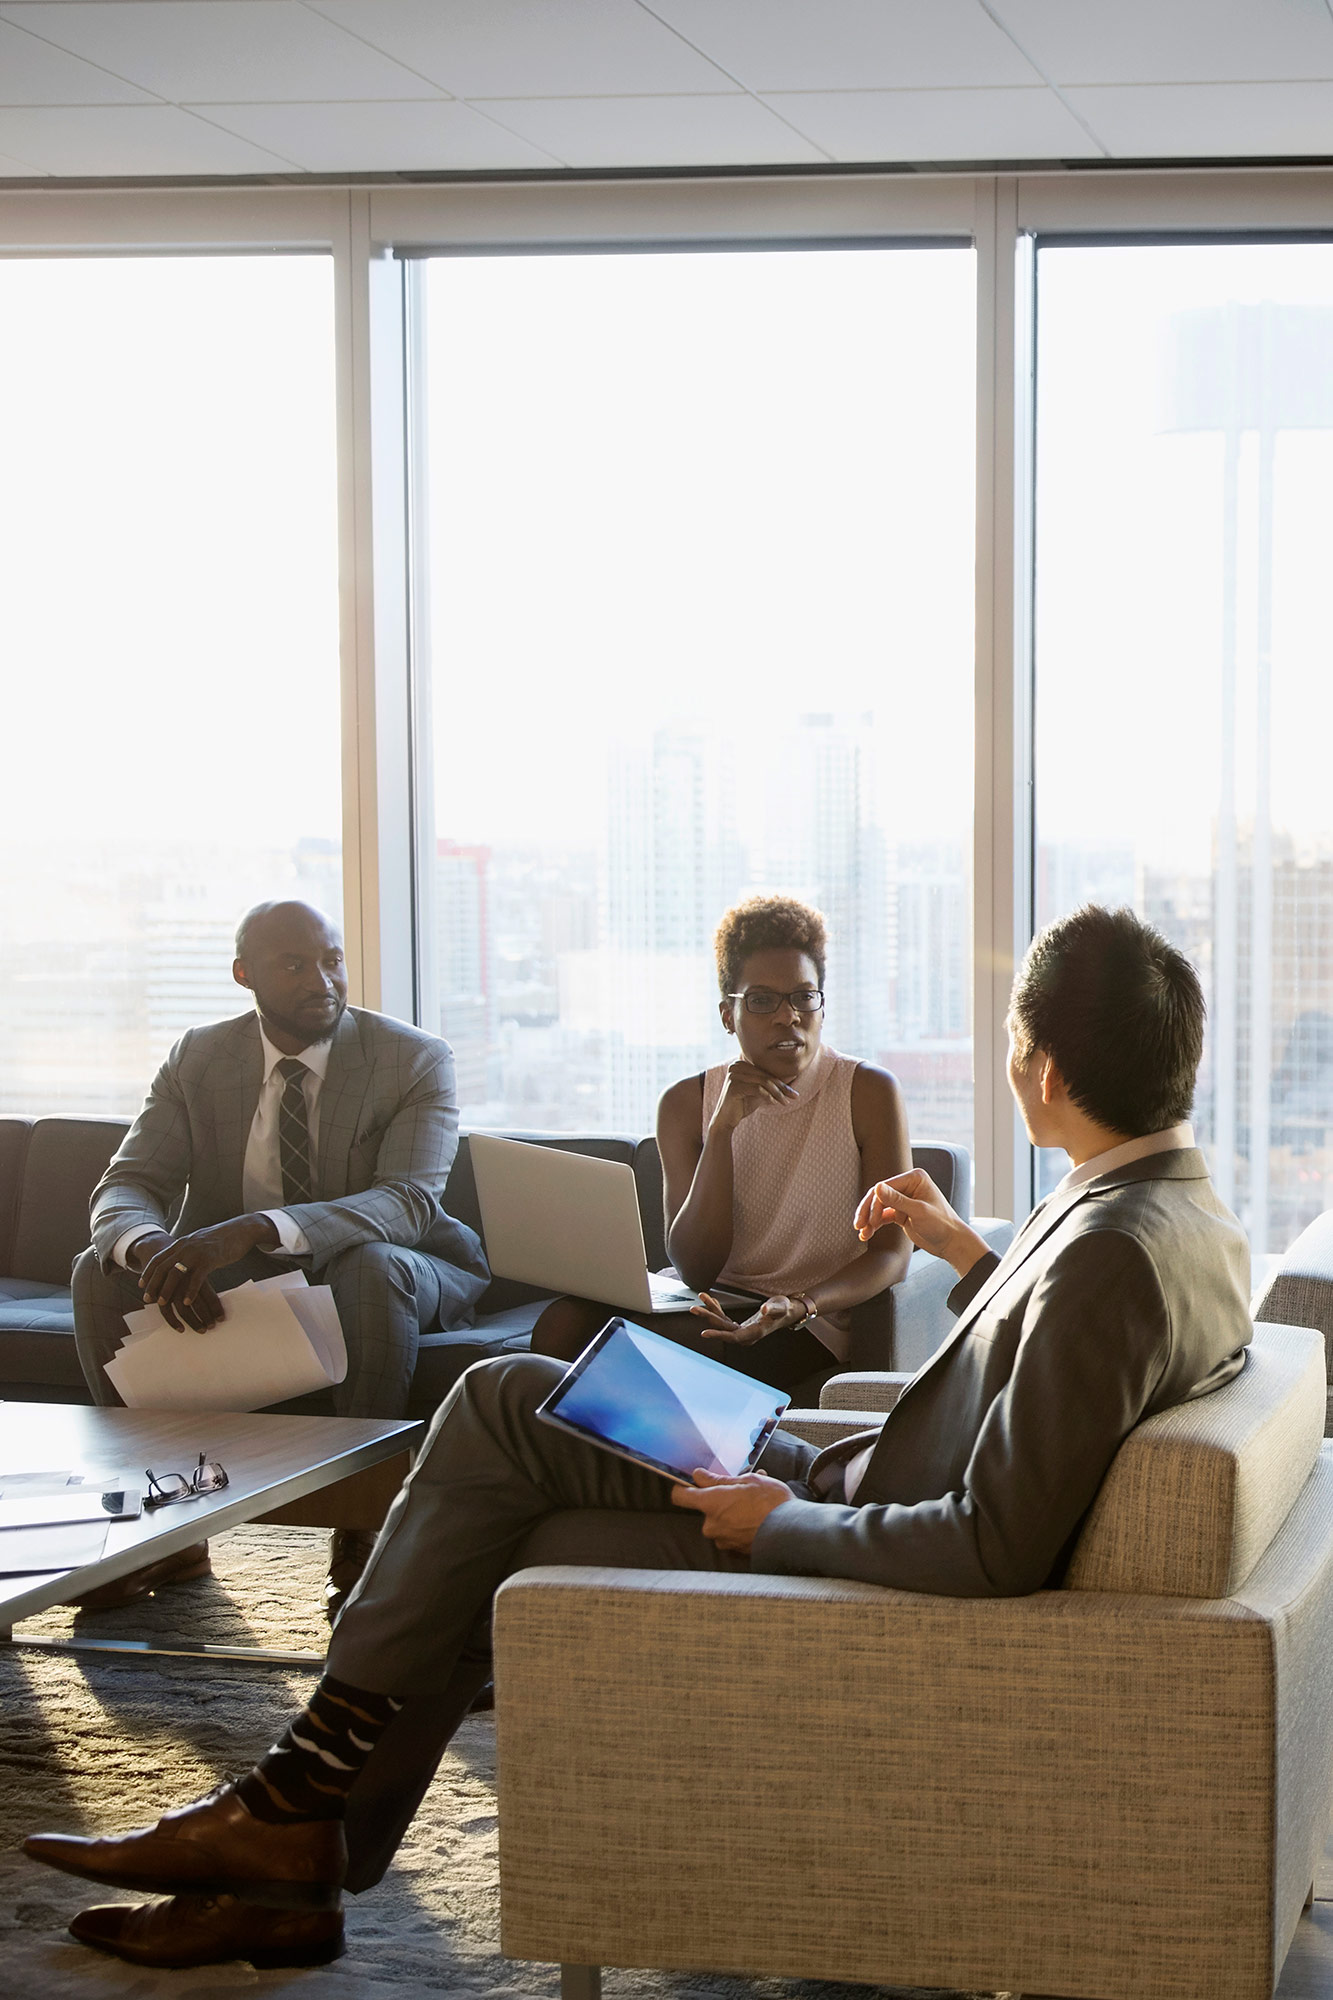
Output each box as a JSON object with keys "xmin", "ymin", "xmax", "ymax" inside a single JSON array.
[{"xmin": 3, "ymin": 1633, "xmax": 326, "ymax": 1668}]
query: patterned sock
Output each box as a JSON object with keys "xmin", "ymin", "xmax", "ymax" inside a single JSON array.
[{"xmin": 235, "ymin": 1674, "xmax": 404, "ymax": 1824}]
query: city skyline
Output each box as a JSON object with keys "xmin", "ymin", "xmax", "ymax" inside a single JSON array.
[
  {"xmin": 8, "ymin": 810, "xmax": 1333, "ymax": 1257},
  {"xmin": 430, "ymin": 712, "xmax": 973, "ymax": 1145}
]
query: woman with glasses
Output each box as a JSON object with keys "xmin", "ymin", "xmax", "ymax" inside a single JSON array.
[{"xmin": 531, "ymin": 894, "xmax": 912, "ymax": 1395}]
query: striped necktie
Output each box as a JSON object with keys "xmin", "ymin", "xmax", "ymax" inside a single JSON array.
[{"xmin": 276, "ymin": 1058, "xmax": 314, "ymax": 1205}]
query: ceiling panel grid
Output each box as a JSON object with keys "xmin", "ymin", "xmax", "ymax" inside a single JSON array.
[{"xmin": 1, "ymin": 0, "xmax": 1333, "ymax": 180}]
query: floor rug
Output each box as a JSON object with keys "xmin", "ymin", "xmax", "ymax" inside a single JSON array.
[{"xmin": 0, "ymin": 1524, "xmax": 1005, "ymax": 1999}]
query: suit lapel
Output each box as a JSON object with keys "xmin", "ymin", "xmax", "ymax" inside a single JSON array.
[
  {"xmin": 943, "ymin": 1180, "xmax": 1096, "ymax": 1339},
  {"xmin": 314, "ymin": 1011, "xmax": 371, "ymax": 1199},
  {"xmin": 210, "ymin": 1014, "xmax": 264, "ymax": 1213}
]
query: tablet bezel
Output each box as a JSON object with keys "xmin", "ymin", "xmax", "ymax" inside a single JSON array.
[{"xmin": 535, "ymin": 1316, "xmax": 790, "ymax": 1486}]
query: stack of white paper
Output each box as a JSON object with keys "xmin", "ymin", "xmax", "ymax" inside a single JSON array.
[{"xmin": 104, "ymin": 1270, "xmax": 348, "ymax": 1412}]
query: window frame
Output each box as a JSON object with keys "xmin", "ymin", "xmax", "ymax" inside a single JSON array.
[{"xmin": 6, "ymin": 168, "xmax": 1333, "ymax": 1214}]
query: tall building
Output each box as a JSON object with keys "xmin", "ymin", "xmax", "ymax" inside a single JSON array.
[
  {"xmin": 1229, "ymin": 832, "xmax": 1333, "ymax": 1251},
  {"xmin": 436, "ymin": 840, "xmax": 493, "ymax": 1108},
  {"xmin": 601, "ymin": 725, "xmax": 746, "ymax": 1128},
  {"xmin": 293, "ymin": 837, "xmax": 343, "ymax": 925},
  {"xmin": 1036, "ymin": 839, "xmax": 1136, "ymax": 924},
  {"xmin": 751, "ymin": 713, "xmax": 891, "ymax": 1060},
  {"xmin": 879, "ymin": 838, "xmax": 972, "ymax": 1149},
  {"xmin": 144, "ymin": 911, "xmax": 244, "ymax": 1042},
  {"xmin": 894, "ymin": 840, "xmax": 969, "ymax": 1044}
]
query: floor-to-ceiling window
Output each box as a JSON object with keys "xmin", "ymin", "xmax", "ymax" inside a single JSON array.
[
  {"xmin": 412, "ymin": 244, "xmax": 976, "ymax": 1151},
  {"xmin": 1032, "ymin": 240, "xmax": 1333, "ymax": 1271},
  {"xmin": 8, "ymin": 180, "xmax": 1333, "ymax": 1243},
  {"xmin": 0, "ymin": 254, "xmax": 341, "ymax": 1116}
]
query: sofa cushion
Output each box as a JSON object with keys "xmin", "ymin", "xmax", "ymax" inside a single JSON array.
[
  {"xmin": 11, "ymin": 1117, "xmax": 129, "ymax": 1285},
  {"xmin": 0, "ymin": 1280, "xmax": 86, "ymax": 1387},
  {"xmin": 1065, "ymin": 1324, "xmax": 1325, "ymax": 1599},
  {"xmin": 0, "ymin": 1276, "xmax": 73, "ymax": 1325}
]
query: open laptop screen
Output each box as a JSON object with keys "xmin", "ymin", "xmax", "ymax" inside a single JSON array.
[{"xmin": 536, "ymin": 1317, "xmax": 789, "ymax": 1485}]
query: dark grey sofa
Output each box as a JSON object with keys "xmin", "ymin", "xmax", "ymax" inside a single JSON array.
[{"xmin": 0, "ymin": 1115, "xmax": 990, "ymax": 1417}]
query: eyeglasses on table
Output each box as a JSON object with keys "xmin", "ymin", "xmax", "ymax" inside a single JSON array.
[{"xmin": 143, "ymin": 1453, "xmax": 230, "ymax": 1509}]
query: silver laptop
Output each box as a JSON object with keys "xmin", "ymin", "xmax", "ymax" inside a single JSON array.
[{"xmin": 468, "ymin": 1134, "xmax": 755, "ymax": 1317}]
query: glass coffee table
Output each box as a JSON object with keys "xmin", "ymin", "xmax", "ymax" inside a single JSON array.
[{"xmin": 0, "ymin": 1402, "xmax": 420, "ymax": 1668}]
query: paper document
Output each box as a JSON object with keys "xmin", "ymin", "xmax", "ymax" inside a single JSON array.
[
  {"xmin": 0, "ymin": 1520, "xmax": 109, "ymax": 1575},
  {"xmin": 0, "ymin": 1490, "xmax": 141, "ymax": 1530},
  {"xmin": 104, "ymin": 1272, "xmax": 348, "ymax": 1412}
]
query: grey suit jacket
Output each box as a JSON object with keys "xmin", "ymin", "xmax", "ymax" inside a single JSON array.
[
  {"xmin": 754, "ymin": 1149, "xmax": 1251, "ymax": 1598},
  {"xmin": 90, "ymin": 1007, "xmax": 488, "ymax": 1296}
]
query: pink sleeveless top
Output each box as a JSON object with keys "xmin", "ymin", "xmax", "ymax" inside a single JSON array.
[{"xmin": 699, "ymin": 1045, "xmax": 864, "ymax": 1361}]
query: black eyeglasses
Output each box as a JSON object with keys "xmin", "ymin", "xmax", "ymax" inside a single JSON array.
[
  {"xmin": 728, "ymin": 987, "xmax": 825, "ymax": 1016},
  {"xmin": 143, "ymin": 1453, "xmax": 229, "ymax": 1509}
]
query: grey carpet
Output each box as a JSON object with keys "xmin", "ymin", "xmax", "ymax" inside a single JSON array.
[{"xmin": 0, "ymin": 1524, "xmax": 1007, "ymax": 1999}]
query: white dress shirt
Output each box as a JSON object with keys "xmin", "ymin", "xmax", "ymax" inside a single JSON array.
[
  {"xmin": 113, "ymin": 1021, "xmax": 334, "ymax": 1268},
  {"xmin": 840, "ymin": 1122, "xmax": 1196, "ymax": 1505}
]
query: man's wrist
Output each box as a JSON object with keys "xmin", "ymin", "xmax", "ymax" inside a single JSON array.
[
  {"xmin": 947, "ymin": 1225, "xmax": 992, "ymax": 1279},
  {"xmin": 126, "ymin": 1230, "xmax": 172, "ymax": 1273},
  {"xmin": 242, "ymin": 1213, "xmax": 281, "ymax": 1250}
]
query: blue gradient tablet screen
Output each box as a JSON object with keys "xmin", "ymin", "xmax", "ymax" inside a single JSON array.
[{"xmin": 540, "ymin": 1319, "xmax": 789, "ymax": 1480}]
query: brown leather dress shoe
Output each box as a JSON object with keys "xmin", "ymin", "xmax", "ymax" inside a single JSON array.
[
  {"xmin": 324, "ymin": 1527, "xmax": 378, "ymax": 1625},
  {"xmin": 70, "ymin": 1541, "xmax": 211, "ymax": 1612},
  {"xmin": 69, "ymin": 1893, "xmax": 345, "ymax": 1969},
  {"xmin": 24, "ymin": 1780, "xmax": 346, "ymax": 1908}
]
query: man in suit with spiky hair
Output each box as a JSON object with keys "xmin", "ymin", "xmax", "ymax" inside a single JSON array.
[{"xmin": 71, "ymin": 899, "xmax": 488, "ymax": 1616}]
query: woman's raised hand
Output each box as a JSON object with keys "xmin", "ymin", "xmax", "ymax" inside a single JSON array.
[{"xmin": 709, "ymin": 1060, "xmax": 798, "ymax": 1133}]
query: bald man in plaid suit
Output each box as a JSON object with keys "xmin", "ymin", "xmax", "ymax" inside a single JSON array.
[{"xmin": 71, "ymin": 901, "xmax": 489, "ymax": 1615}]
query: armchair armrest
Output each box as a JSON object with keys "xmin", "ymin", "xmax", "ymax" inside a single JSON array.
[
  {"xmin": 777, "ymin": 1409, "xmax": 885, "ymax": 1448},
  {"xmin": 819, "ymin": 1371, "xmax": 912, "ymax": 1412}
]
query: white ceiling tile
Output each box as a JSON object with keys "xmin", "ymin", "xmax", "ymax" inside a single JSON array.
[
  {"xmin": 0, "ymin": 17, "xmax": 155, "ymax": 104},
  {"xmin": 484, "ymin": 92, "xmax": 826, "ymax": 167},
  {"xmin": 308, "ymin": 0, "xmax": 734, "ymax": 98},
  {"xmin": 0, "ymin": 2, "xmax": 442, "ymax": 103},
  {"xmin": 0, "ymin": 102, "xmax": 298, "ymax": 172},
  {"xmin": 0, "ymin": 141, "xmax": 45, "ymax": 173},
  {"xmin": 771, "ymin": 85, "xmax": 1101, "ymax": 162},
  {"xmin": 206, "ymin": 98, "xmax": 559, "ymax": 171},
  {"xmin": 1066, "ymin": 79, "xmax": 1333, "ymax": 156},
  {"xmin": 646, "ymin": 0, "xmax": 1040, "ymax": 92},
  {"xmin": 990, "ymin": 0, "xmax": 1333, "ymax": 86}
]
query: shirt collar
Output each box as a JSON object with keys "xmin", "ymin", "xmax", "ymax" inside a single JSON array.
[
  {"xmin": 257, "ymin": 1019, "xmax": 335, "ymax": 1084},
  {"xmin": 1055, "ymin": 1122, "xmax": 1194, "ymax": 1195}
]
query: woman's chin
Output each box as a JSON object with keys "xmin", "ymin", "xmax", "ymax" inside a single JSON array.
[{"xmin": 757, "ymin": 1047, "xmax": 813, "ymax": 1082}]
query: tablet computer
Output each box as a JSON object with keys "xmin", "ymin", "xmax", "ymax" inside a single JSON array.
[{"xmin": 535, "ymin": 1316, "xmax": 790, "ymax": 1485}]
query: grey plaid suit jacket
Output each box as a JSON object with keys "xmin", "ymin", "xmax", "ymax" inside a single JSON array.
[
  {"xmin": 754, "ymin": 1149, "xmax": 1251, "ymax": 1599},
  {"xmin": 90, "ymin": 1007, "xmax": 488, "ymax": 1298}
]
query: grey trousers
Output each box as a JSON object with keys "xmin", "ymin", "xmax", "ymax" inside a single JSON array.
[
  {"xmin": 327, "ymin": 1351, "xmax": 819, "ymax": 1892},
  {"xmin": 72, "ymin": 1240, "xmax": 474, "ymax": 1420}
]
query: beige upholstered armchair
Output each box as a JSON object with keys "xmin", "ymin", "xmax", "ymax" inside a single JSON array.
[{"xmin": 494, "ymin": 1324, "xmax": 1333, "ymax": 2000}]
